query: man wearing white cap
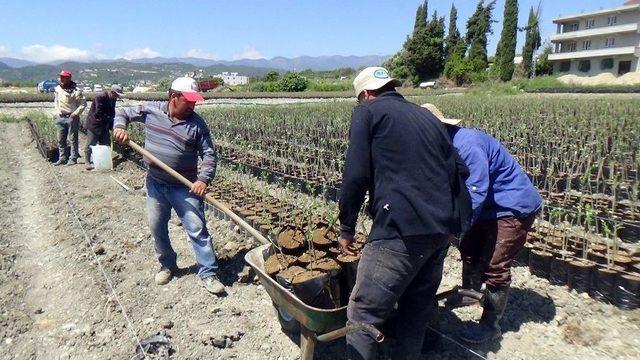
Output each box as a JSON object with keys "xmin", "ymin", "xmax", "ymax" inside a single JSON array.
[
  {"xmin": 338, "ymin": 67, "xmax": 468, "ymax": 359},
  {"xmin": 422, "ymin": 104, "xmax": 542, "ymax": 344},
  {"xmin": 112, "ymin": 77, "xmax": 225, "ymax": 296}
]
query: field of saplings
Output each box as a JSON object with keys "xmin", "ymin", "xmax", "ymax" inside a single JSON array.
[{"xmin": 26, "ymin": 94, "xmax": 640, "ymax": 309}]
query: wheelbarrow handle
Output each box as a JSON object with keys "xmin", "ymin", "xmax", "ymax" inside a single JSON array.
[{"xmin": 315, "ymin": 321, "xmax": 384, "ymax": 343}]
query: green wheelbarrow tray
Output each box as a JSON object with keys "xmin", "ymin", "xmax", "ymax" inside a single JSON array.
[{"xmin": 245, "ymin": 244, "xmax": 383, "ymax": 359}]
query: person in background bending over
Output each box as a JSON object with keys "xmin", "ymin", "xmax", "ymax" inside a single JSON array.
[
  {"xmin": 84, "ymin": 84, "xmax": 124, "ymax": 170},
  {"xmin": 422, "ymin": 103, "xmax": 543, "ymax": 344}
]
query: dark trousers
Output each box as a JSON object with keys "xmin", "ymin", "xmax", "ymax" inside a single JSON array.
[
  {"xmin": 84, "ymin": 129, "xmax": 111, "ymax": 164},
  {"xmin": 346, "ymin": 235, "xmax": 449, "ymax": 360},
  {"xmin": 460, "ymin": 214, "xmax": 535, "ymax": 288}
]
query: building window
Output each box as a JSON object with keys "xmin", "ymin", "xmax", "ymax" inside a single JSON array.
[
  {"xmin": 586, "ymin": 19, "xmax": 595, "ymax": 29},
  {"xmin": 570, "ymin": 23, "xmax": 580, "ymax": 31},
  {"xmin": 582, "ymin": 40, "xmax": 592, "ymax": 50},
  {"xmin": 578, "ymin": 60, "xmax": 591, "ymax": 73},
  {"xmin": 565, "ymin": 42, "xmax": 577, "ymax": 52},
  {"xmin": 605, "ymin": 38, "xmax": 616, "ymax": 48},
  {"xmin": 607, "ymin": 16, "xmax": 617, "ymax": 26},
  {"xmin": 619, "ymin": 61, "xmax": 632, "ymax": 75},
  {"xmin": 601, "ymin": 58, "xmax": 614, "ymax": 70},
  {"xmin": 559, "ymin": 61, "xmax": 571, "ymax": 72}
]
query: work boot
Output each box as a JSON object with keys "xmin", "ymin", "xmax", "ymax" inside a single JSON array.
[
  {"xmin": 459, "ymin": 286, "xmax": 509, "ymax": 344},
  {"xmin": 66, "ymin": 158, "xmax": 77, "ymax": 166},
  {"xmin": 155, "ymin": 267, "xmax": 173, "ymax": 285},
  {"xmin": 201, "ymin": 275, "xmax": 226, "ymax": 295},
  {"xmin": 53, "ymin": 158, "xmax": 67, "ymax": 166},
  {"xmin": 445, "ymin": 262, "xmax": 483, "ymax": 308}
]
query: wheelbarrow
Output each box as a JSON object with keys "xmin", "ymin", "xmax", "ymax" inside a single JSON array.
[{"xmin": 245, "ymin": 244, "xmax": 384, "ymax": 360}]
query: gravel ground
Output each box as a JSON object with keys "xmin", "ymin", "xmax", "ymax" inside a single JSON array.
[{"xmin": 0, "ymin": 120, "xmax": 638, "ymax": 360}]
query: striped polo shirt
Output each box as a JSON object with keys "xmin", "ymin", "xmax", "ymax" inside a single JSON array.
[{"xmin": 113, "ymin": 102, "xmax": 217, "ymax": 185}]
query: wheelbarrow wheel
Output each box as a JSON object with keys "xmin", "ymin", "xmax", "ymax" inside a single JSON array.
[{"xmin": 272, "ymin": 303, "xmax": 300, "ymax": 335}]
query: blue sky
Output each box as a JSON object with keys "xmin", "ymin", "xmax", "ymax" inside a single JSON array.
[{"xmin": 0, "ymin": 0, "xmax": 626, "ymax": 63}]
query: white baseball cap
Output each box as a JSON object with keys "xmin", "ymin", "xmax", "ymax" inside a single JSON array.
[
  {"xmin": 421, "ymin": 103, "xmax": 462, "ymax": 125},
  {"xmin": 170, "ymin": 77, "xmax": 204, "ymax": 102},
  {"xmin": 353, "ymin": 67, "xmax": 402, "ymax": 98}
]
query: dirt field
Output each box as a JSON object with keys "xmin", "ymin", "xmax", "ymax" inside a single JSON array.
[{"xmin": 0, "ymin": 120, "xmax": 639, "ymax": 360}]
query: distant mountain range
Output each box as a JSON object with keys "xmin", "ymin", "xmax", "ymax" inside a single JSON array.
[
  {"xmin": 123, "ymin": 55, "xmax": 390, "ymax": 71},
  {"xmin": 0, "ymin": 54, "xmax": 389, "ymax": 85},
  {"xmin": 1, "ymin": 55, "xmax": 389, "ymax": 71}
]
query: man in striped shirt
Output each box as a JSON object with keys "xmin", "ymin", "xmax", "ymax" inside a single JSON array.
[{"xmin": 112, "ymin": 77, "xmax": 225, "ymax": 296}]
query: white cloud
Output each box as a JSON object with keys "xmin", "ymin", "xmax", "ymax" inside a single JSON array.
[
  {"xmin": 0, "ymin": 45, "xmax": 11, "ymax": 57},
  {"xmin": 20, "ymin": 44, "xmax": 94, "ymax": 62},
  {"xmin": 185, "ymin": 48, "xmax": 218, "ymax": 60},
  {"xmin": 233, "ymin": 46, "xmax": 264, "ymax": 60},
  {"xmin": 118, "ymin": 47, "xmax": 161, "ymax": 60}
]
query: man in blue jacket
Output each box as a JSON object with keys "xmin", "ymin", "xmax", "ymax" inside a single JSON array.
[
  {"xmin": 338, "ymin": 68, "xmax": 466, "ymax": 359},
  {"xmin": 422, "ymin": 104, "xmax": 542, "ymax": 344}
]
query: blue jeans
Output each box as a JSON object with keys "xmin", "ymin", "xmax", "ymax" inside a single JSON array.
[
  {"xmin": 146, "ymin": 176, "xmax": 218, "ymax": 279},
  {"xmin": 346, "ymin": 235, "xmax": 448, "ymax": 360}
]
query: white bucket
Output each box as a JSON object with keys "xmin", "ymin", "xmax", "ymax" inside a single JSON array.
[{"xmin": 90, "ymin": 145, "xmax": 113, "ymax": 170}]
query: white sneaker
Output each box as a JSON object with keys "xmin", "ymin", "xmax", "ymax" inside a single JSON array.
[
  {"xmin": 201, "ymin": 275, "xmax": 226, "ymax": 295},
  {"xmin": 155, "ymin": 267, "xmax": 173, "ymax": 285}
]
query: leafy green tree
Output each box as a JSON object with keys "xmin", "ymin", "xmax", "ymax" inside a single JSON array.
[
  {"xmin": 157, "ymin": 77, "xmax": 171, "ymax": 91},
  {"xmin": 263, "ymin": 71, "xmax": 280, "ymax": 82},
  {"xmin": 522, "ymin": 6, "xmax": 542, "ymax": 78},
  {"xmin": 493, "ymin": 0, "xmax": 518, "ymax": 81},
  {"xmin": 444, "ymin": 41, "xmax": 474, "ymax": 86},
  {"xmin": 278, "ymin": 73, "xmax": 308, "ymax": 92},
  {"xmin": 535, "ymin": 44, "xmax": 553, "ymax": 76},
  {"xmin": 383, "ymin": 51, "xmax": 411, "ymax": 80}
]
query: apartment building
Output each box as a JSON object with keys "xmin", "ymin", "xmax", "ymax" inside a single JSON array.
[
  {"xmin": 549, "ymin": 0, "xmax": 640, "ymax": 76},
  {"xmin": 216, "ymin": 72, "xmax": 249, "ymax": 86}
]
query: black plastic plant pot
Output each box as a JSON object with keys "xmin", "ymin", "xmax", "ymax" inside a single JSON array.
[
  {"xmin": 589, "ymin": 267, "xmax": 618, "ymax": 304},
  {"xmin": 529, "ymin": 250, "xmax": 552, "ymax": 279},
  {"xmin": 515, "ymin": 244, "xmax": 531, "ymax": 266},
  {"xmin": 337, "ymin": 259, "xmax": 359, "ymax": 307},
  {"xmin": 549, "ymin": 257, "xmax": 570, "ymax": 286},
  {"xmin": 291, "ymin": 271, "xmax": 341, "ymax": 310},
  {"xmin": 614, "ymin": 274, "xmax": 640, "ymax": 310},
  {"xmin": 567, "ymin": 260, "xmax": 594, "ymax": 293}
]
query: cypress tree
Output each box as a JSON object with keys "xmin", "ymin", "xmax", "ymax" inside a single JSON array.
[
  {"xmin": 445, "ymin": 4, "xmax": 461, "ymax": 61},
  {"xmin": 494, "ymin": 0, "xmax": 519, "ymax": 81},
  {"xmin": 413, "ymin": 1, "xmax": 428, "ymax": 30},
  {"xmin": 466, "ymin": 0, "xmax": 496, "ymax": 74},
  {"xmin": 522, "ymin": 6, "xmax": 542, "ymax": 78}
]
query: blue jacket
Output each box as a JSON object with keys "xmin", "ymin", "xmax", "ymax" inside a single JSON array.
[{"xmin": 449, "ymin": 126, "xmax": 542, "ymax": 224}]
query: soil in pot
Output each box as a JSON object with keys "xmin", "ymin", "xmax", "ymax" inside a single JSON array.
[
  {"xmin": 306, "ymin": 257, "xmax": 341, "ymax": 274},
  {"xmin": 264, "ymin": 254, "xmax": 298, "ymax": 277},
  {"xmin": 297, "ymin": 250, "xmax": 327, "ymax": 266},
  {"xmin": 275, "ymin": 265, "xmax": 307, "ymax": 292},
  {"xmin": 277, "ymin": 226, "xmax": 306, "ymax": 254},
  {"xmin": 312, "ymin": 226, "xmax": 337, "ymax": 248},
  {"xmin": 567, "ymin": 260, "xmax": 594, "ymax": 293},
  {"xmin": 613, "ymin": 274, "xmax": 640, "ymax": 310},
  {"xmin": 529, "ymin": 250, "xmax": 553, "ymax": 279},
  {"xmin": 589, "ymin": 266, "xmax": 621, "ymax": 304}
]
